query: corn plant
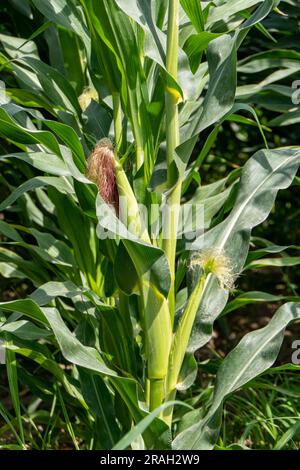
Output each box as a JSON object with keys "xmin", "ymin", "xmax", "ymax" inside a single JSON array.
[{"xmin": 0, "ymin": 0, "xmax": 300, "ymax": 450}]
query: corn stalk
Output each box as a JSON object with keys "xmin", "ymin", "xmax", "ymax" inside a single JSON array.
[{"xmin": 163, "ymin": 0, "xmax": 181, "ymax": 320}]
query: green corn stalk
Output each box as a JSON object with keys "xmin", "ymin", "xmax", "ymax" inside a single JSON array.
[
  {"xmin": 163, "ymin": 0, "xmax": 181, "ymax": 321},
  {"xmin": 112, "ymin": 92, "xmax": 122, "ymax": 151},
  {"xmin": 113, "ymin": 151, "xmax": 172, "ymax": 411}
]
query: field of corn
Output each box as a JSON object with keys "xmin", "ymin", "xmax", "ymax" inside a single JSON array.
[{"xmin": 0, "ymin": 0, "xmax": 300, "ymax": 452}]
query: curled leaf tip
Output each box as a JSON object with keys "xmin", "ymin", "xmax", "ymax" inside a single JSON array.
[{"xmin": 78, "ymin": 87, "xmax": 98, "ymax": 111}]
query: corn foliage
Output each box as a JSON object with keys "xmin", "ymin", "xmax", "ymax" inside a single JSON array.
[{"xmin": 0, "ymin": 0, "xmax": 300, "ymax": 450}]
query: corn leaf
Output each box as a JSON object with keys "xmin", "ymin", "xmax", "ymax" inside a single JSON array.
[{"xmin": 173, "ymin": 302, "xmax": 300, "ymax": 449}]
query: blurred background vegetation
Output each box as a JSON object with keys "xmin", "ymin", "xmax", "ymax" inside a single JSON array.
[{"xmin": 0, "ymin": 0, "xmax": 299, "ymax": 449}]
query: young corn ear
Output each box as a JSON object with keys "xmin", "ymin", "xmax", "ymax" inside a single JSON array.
[
  {"xmin": 87, "ymin": 140, "xmax": 172, "ymax": 410},
  {"xmin": 165, "ymin": 248, "xmax": 235, "ymax": 420},
  {"xmin": 87, "ymin": 139, "xmax": 150, "ymax": 242}
]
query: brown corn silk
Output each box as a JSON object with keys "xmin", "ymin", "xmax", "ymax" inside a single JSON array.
[{"xmin": 86, "ymin": 139, "xmax": 119, "ymax": 213}]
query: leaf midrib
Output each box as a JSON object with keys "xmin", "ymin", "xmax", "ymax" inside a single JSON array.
[{"xmin": 217, "ymin": 153, "xmax": 299, "ymax": 251}]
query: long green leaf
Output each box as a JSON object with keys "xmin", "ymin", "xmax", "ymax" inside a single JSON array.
[
  {"xmin": 188, "ymin": 147, "xmax": 300, "ymax": 352},
  {"xmin": 173, "ymin": 302, "xmax": 300, "ymax": 449}
]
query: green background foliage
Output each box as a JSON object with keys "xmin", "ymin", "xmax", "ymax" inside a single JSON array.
[{"xmin": 0, "ymin": 0, "xmax": 299, "ymax": 450}]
